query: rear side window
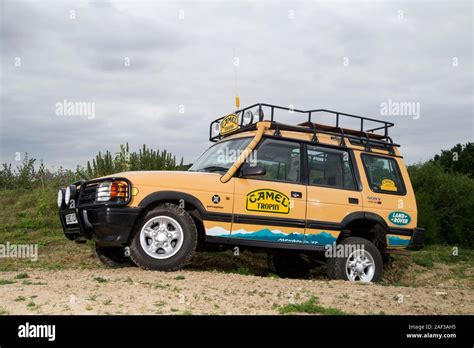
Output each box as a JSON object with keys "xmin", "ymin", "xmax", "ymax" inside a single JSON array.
[
  {"xmin": 307, "ymin": 146, "xmax": 356, "ymax": 190},
  {"xmin": 361, "ymin": 154, "xmax": 406, "ymax": 194}
]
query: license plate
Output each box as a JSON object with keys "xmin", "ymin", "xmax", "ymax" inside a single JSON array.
[{"xmin": 65, "ymin": 213, "xmax": 78, "ymax": 225}]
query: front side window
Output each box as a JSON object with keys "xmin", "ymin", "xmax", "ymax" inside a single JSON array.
[
  {"xmin": 361, "ymin": 154, "xmax": 405, "ymax": 194},
  {"xmin": 189, "ymin": 137, "xmax": 251, "ymax": 172},
  {"xmin": 307, "ymin": 146, "xmax": 356, "ymax": 190},
  {"xmin": 246, "ymin": 138, "xmax": 301, "ymax": 183}
]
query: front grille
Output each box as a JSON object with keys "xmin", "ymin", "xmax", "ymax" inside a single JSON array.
[{"xmin": 78, "ymin": 182, "xmax": 99, "ymax": 206}]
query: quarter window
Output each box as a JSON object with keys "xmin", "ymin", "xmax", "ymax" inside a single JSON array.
[
  {"xmin": 361, "ymin": 154, "xmax": 405, "ymax": 194},
  {"xmin": 307, "ymin": 146, "xmax": 356, "ymax": 190}
]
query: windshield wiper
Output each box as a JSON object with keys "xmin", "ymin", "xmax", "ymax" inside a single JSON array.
[{"xmin": 199, "ymin": 166, "xmax": 228, "ymax": 172}]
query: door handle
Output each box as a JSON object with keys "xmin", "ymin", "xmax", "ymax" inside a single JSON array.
[
  {"xmin": 291, "ymin": 191, "xmax": 302, "ymax": 198},
  {"xmin": 348, "ymin": 197, "xmax": 359, "ymax": 204}
]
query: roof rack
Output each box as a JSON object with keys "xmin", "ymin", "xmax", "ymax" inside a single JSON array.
[{"xmin": 209, "ymin": 103, "xmax": 398, "ymax": 153}]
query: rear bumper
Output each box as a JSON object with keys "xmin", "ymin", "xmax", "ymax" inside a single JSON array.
[
  {"xmin": 408, "ymin": 227, "xmax": 425, "ymax": 250},
  {"xmin": 60, "ymin": 206, "xmax": 142, "ymax": 246}
]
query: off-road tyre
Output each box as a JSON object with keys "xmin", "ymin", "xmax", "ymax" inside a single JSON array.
[
  {"xmin": 327, "ymin": 237, "xmax": 383, "ymax": 282},
  {"xmin": 267, "ymin": 253, "xmax": 312, "ymax": 279},
  {"xmin": 129, "ymin": 203, "xmax": 198, "ymax": 271},
  {"xmin": 95, "ymin": 244, "xmax": 136, "ymax": 268}
]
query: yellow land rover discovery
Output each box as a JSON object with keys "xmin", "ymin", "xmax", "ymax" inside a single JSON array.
[{"xmin": 58, "ymin": 103, "xmax": 425, "ymax": 282}]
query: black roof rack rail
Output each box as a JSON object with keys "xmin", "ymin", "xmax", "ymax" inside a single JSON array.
[{"xmin": 209, "ymin": 103, "xmax": 397, "ymax": 152}]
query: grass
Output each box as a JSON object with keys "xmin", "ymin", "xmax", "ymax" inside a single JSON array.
[
  {"xmin": 278, "ymin": 296, "xmax": 347, "ymax": 315},
  {"xmin": 0, "ymin": 188, "xmax": 99, "ymax": 272},
  {"xmin": 174, "ymin": 275, "xmax": 185, "ymax": 280},
  {"xmin": 94, "ymin": 277, "xmax": 108, "ymax": 283},
  {"xmin": 0, "ymin": 279, "xmax": 16, "ymax": 285},
  {"xmin": 154, "ymin": 301, "xmax": 167, "ymax": 308},
  {"xmin": 155, "ymin": 283, "xmax": 169, "ymax": 289},
  {"xmin": 232, "ymin": 267, "xmax": 253, "ymax": 276},
  {"xmin": 14, "ymin": 272, "xmax": 29, "ymax": 279},
  {"xmin": 381, "ymin": 245, "xmax": 474, "ymax": 288},
  {"xmin": 411, "ymin": 245, "xmax": 473, "ymax": 269},
  {"xmin": 412, "ymin": 256, "xmax": 434, "ymax": 268}
]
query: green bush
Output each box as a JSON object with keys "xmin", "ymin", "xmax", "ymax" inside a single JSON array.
[
  {"xmin": 0, "ymin": 144, "xmax": 188, "ymax": 190},
  {"xmin": 408, "ymin": 161, "xmax": 474, "ymax": 248}
]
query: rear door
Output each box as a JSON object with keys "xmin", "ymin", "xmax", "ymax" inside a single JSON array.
[
  {"xmin": 357, "ymin": 153, "xmax": 417, "ymax": 247},
  {"xmin": 304, "ymin": 144, "xmax": 362, "ymax": 246},
  {"xmin": 230, "ymin": 138, "xmax": 307, "ymax": 245}
]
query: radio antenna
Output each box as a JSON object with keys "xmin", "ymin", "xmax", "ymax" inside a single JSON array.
[{"xmin": 233, "ymin": 48, "xmax": 240, "ymax": 109}]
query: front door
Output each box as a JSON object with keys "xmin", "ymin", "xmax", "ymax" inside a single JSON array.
[{"xmin": 230, "ymin": 138, "xmax": 307, "ymax": 245}]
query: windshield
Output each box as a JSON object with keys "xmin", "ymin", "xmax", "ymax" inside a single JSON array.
[{"xmin": 189, "ymin": 138, "xmax": 252, "ymax": 172}]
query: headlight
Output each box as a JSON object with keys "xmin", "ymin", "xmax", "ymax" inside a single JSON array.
[
  {"xmin": 57, "ymin": 189, "xmax": 64, "ymax": 208},
  {"xmin": 96, "ymin": 180, "xmax": 129, "ymax": 203},
  {"xmin": 65, "ymin": 185, "xmax": 77, "ymax": 205}
]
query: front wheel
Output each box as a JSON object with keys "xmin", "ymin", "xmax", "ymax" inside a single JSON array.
[
  {"xmin": 129, "ymin": 203, "xmax": 198, "ymax": 271},
  {"xmin": 327, "ymin": 237, "xmax": 383, "ymax": 282},
  {"xmin": 95, "ymin": 244, "xmax": 136, "ymax": 268}
]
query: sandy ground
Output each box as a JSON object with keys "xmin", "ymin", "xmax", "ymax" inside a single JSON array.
[{"xmin": 0, "ymin": 269, "xmax": 472, "ymax": 315}]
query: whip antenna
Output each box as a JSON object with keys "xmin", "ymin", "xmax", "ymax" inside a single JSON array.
[{"xmin": 233, "ymin": 48, "xmax": 240, "ymax": 109}]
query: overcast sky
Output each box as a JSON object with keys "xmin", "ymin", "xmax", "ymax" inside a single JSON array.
[{"xmin": 1, "ymin": 0, "xmax": 472, "ymax": 171}]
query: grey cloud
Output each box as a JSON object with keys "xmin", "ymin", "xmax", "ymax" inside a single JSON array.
[{"xmin": 0, "ymin": 0, "xmax": 472, "ymax": 171}]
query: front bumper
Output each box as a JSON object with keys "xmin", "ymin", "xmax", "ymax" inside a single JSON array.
[{"xmin": 60, "ymin": 205, "xmax": 142, "ymax": 246}]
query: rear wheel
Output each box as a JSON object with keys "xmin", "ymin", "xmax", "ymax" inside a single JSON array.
[
  {"xmin": 327, "ymin": 237, "xmax": 383, "ymax": 282},
  {"xmin": 95, "ymin": 244, "xmax": 135, "ymax": 268},
  {"xmin": 267, "ymin": 253, "xmax": 311, "ymax": 279},
  {"xmin": 129, "ymin": 203, "xmax": 198, "ymax": 271}
]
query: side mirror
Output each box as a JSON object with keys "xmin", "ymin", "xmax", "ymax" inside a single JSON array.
[{"xmin": 241, "ymin": 164, "xmax": 266, "ymax": 177}]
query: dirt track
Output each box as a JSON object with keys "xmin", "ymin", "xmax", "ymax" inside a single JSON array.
[{"xmin": 0, "ymin": 268, "xmax": 472, "ymax": 315}]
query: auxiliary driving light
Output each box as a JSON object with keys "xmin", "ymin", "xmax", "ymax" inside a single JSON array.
[
  {"xmin": 242, "ymin": 110, "xmax": 254, "ymax": 126},
  {"xmin": 57, "ymin": 189, "xmax": 65, "ymax": 208},
  {"xmin": 65, "ymin": 185, "xmax": 77, "ymax": 205}
]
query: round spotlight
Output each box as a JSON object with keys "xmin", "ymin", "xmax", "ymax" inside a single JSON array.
[
  {"xmin": 242, "ymin": 110, "xmax": 254, "ymax": 126},
  {"xmin": 57, "ymin": 189, "xmax": 64, "ymax": 208},
  {"xmin": 65, "ymin": 185, "xmax": 77, "ymax": 205}
]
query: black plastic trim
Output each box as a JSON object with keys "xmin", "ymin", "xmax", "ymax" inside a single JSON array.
[
  {"xmin": 306, "ymin": 220, "xmax": 341, "ymax": 231},
  {"xmin": 204, "ymin": 212, "xmax": 233, "ymax": 223},
  {"xmin": 138, "ymin": 191, "xmax": 206, "ymax": 215},
  {"xmin": 388, "ymin": 227, "xmax": 415, "ymax": 236}
]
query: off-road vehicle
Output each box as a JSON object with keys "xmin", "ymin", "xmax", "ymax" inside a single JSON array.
[{"xmin": 58, "ymin": 103, "xmax": 424, "ymax": 282}]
